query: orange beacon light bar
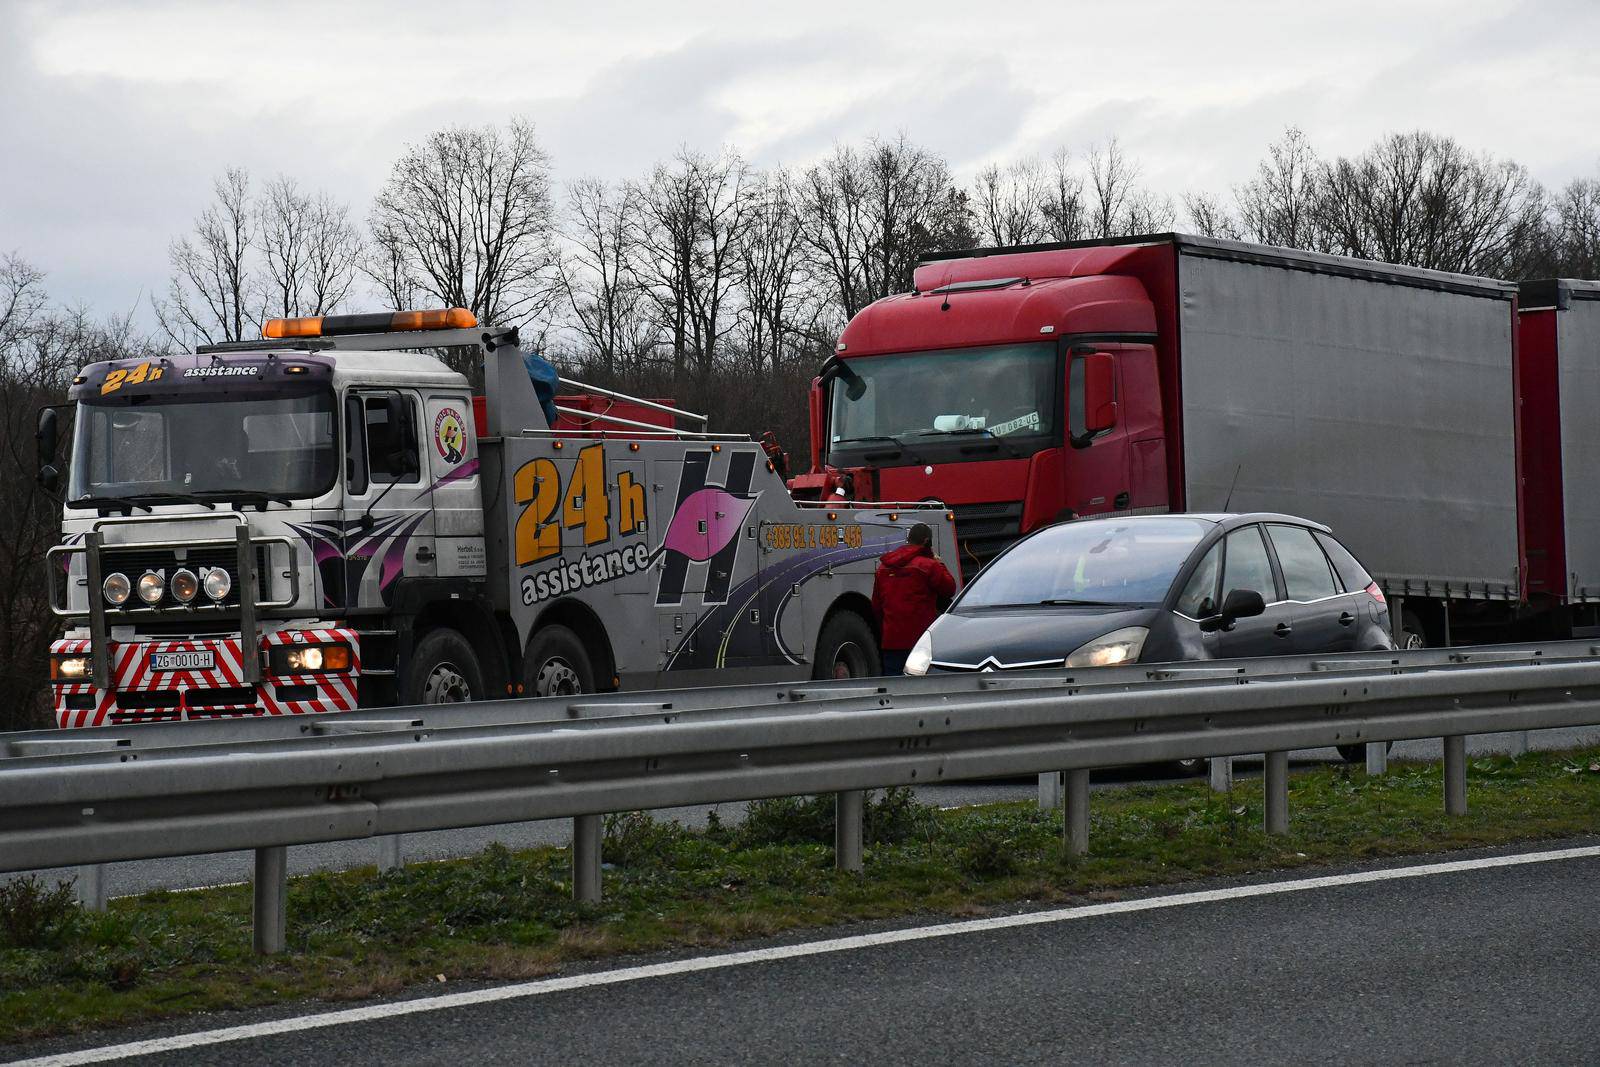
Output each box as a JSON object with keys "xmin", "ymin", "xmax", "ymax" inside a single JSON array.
[{"xmin": 263, "ymin": 308, "xmax": 477, "ymax": 339}]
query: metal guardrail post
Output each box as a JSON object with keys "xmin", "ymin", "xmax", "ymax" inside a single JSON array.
[
  {"xmin": 1444, "ymin": 735, "xmax": 1468, "ymax": 815},
  {"xmin": 1208, "ymin": 756, "xmax": 1234, "ymax": 792},
  {"xmin": 253, "ymin": 846, "xmax": 287, "ymax": 955},
  {"xmin": 835, "ymin": 790, "xmax": 864, "ymax": 872},
  {"xmin": 1063, "ymin": 769, "xmax": 1090, "ymax": 857},
  {"xmin": 377, "ymin": 834, "xmax": 404, "ymax": 872},
  {"xmin": 1509, "ymin": 730, "xmax": 1530, "ymax": 757},
  {"xmin": 1365, "ymin": 740, "xmax": 1388, "ymax": 775},
  {"xmin": 572, "ymin": 814, "xmax": 602, "ymax": 903},
  {"xmin": 1037, "ymin": 771, "xmax": 1062, "ymax": 810},
  {"xmin": 75, "ymin": 864, "xmax": 106, "ymax": 911},
  {"xmin": 1264, "ymin": 751, "xmax": 1289, "ymax": 834}
]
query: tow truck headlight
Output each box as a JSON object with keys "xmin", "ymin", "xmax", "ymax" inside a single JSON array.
[
  {"xmin": 102, "ymin": 572, "xmax": 131, "ymax": 606},
  {"xmin": 202, "ymin": 567, "xmax": 232, "ymax": 601},
  {"xmin": 136, "ymin": 571, "xmax": 165, "ymax": 605},
  {"xmin": 270, "ymin": 644, "xmax": 352, "ymax": 674},
  {"xmin": 1065, "ymin": 626, "xmax": 1149, "ymax": 668},
  {"xmin": 170, "ymin": 568, "xmax": 199, "ymax": 604},
  {"xmin": 904, "ymin": 631, "xmax": 934, "ymax": 676},
  {"xmin": 50, "ymin": 654, "xmax": 90, "ymax": 681}
]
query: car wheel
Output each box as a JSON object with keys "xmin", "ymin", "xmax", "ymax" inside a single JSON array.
[
  {"xmin": 1337, "ymin": 740, "xmax": 1395, "ymax": 763},
  {"xmin": 813, "ymin": 612, "xmax": 881, "ymax": 680},
  {"xmin": 523, "ymin": 625, "xmax": 596, "ymax": 697},
  {"xmin": 402, "ymin": 628, "xmax": 485, "ymax": 705}
]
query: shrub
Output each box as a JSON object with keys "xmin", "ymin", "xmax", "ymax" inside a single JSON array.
[{"xmin": 0, "ymin": 876, "xmax": 81, "ymax": 949}]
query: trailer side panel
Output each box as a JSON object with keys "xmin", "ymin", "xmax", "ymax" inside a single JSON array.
[{"xmin": 1558, "ymin": 287, "xmax": 1600, "ymax": 600}]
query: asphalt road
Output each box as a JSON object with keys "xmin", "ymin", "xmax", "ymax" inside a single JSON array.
[
  {"xmin": 13, "ymin": 840, "xmax": 1600, "ymax": 1065},
  {"xmin": 14, "ymin": 726, "xmax": 1599, "ymax": 899}
]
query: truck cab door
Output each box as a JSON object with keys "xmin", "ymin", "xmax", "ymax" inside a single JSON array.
[
  {"xmin": 1066, "ymin": 349, "xmax": 1132, "ymax": 519},
  {"xmin": 420, "ymin": 393, "xmax": 485, "ymax": 580},
  {"xmin": 341, "ymin": 390, "xmax": 433, "ymax": 609}
]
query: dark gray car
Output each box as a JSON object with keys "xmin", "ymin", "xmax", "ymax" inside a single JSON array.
[{"xmin": 905, "ymin": 513, "xmax": 1393, "ymax": 676}]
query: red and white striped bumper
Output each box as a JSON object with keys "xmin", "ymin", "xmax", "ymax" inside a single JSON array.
[{"xmin": 50, "ymin": 628, "xmax": 361, "ymax": 728}]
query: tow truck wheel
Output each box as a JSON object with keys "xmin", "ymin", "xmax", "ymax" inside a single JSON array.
[
  {"xmin": 404, "ymin": 628, "xmax": 485, "ymax": 705},
  {"xmin": 524, "ymin": 625, "xmax": 595, "ymax": 697},
  {"xmin": 813, "ymin": 612, "xmax": 880, "ymax": 680}
]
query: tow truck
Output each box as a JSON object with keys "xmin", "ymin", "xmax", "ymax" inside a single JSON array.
[{"xmin": 38, "ymin": 310, "xmax": 957, "ymax": 727}]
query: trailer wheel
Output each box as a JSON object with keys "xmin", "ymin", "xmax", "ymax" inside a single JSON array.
[
  {"xmin": 813, "ymin": 612, "xmax": 880, "ymax": 680},
  {"xmin": 1397, "ymin": 608, "xmax": 1427, "ymax": 650},
  {"xmin": 524, "ymin": 625, "xmax": 595, "ymax": 697},
  {"xmin": 403, "ymin": 628, "xmax": 485, "ymax": 705},
  {"xmin": 1337, "ymin": 740, "xmax": 1394, "ymax": 764}
]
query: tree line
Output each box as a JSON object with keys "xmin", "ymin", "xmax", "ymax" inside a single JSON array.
[{"xmin": 0, "ymin": 123, "xmax": 1596, "ymax": 728}]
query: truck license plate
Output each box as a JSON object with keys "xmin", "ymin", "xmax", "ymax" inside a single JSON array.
[{"xmin": 149, "ymin": 650, "xmax": 214, "ymax": 672}]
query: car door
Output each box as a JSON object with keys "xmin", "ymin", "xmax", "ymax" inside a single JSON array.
[
  {"xmin": 1213, "ymin": 524, "xmax": 1294, "ymax": 658},
  {"xmin": 1266, "ymin": 523, "xmax": 1358, "ymax": 653}
]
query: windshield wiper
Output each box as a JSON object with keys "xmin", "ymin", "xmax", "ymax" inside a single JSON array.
[
  {"xmin": 1037, "ymin": 597, "xmax": 1127, "ymax": 607},
  {"xmin": 65, "ymin": 496, "xmax": 152, "ymax": 515},
  {"xmin": 194, "ymin": 490, "xmax": 294, "ymax": 510},
  {"xmin": 126, "ymin": 492, "xmax": 218, "ymax": 511},
  {"xmin": 912, "ymin": 427, "xmax": 991, "ymax": 437}
]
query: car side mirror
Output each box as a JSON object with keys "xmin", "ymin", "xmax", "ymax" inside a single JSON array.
[
  {"xmin": 1082, "ymin": 352, "xmax": 1117, "ymax": 434},
  {"xmin": 1199, "ymin": 588, "xmax": 1266, "ymax": 632}
]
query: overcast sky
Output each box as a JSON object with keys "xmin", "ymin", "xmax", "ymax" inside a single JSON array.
[{"xmin": 3, "ymin": 0, "xmax": 1597, "ymax": 324}]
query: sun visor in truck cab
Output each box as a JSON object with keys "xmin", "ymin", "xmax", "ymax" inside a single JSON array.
[{"xmin": 69, "ymin": 354, "xmax": 335, "ymax": 402}]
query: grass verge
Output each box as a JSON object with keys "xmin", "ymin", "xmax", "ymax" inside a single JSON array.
[{"xmin": 6, "ymin": 747, "xmax": 1600, "ymax": 1044}]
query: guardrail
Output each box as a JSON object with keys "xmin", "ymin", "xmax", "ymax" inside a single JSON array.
[{"xmin": 5, "ymin": 640, "xmax": 1600, "ymax": 954}]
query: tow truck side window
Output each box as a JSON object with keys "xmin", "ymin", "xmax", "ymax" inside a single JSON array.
[
  {"xmin": 348, "ymin": 394, "xmax": 421, "ymax": 490},
  {"xmin": 344, "ymin": 394, "xmax": 369, "ymax": 495}
]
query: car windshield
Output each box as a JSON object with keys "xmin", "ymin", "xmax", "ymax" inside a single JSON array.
[
  {"xmin": 828, "ymin": 342, "xmax": 1056, "ymax": 453},
  {"xmin": 68, "ymin": 386, "xmax": 338, "ymax": 503},
  {"xmin": 958, "ymin": 518, "xmax": 1213, "ymax": 608}
]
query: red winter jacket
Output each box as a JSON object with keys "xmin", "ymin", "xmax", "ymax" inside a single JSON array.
[{"xmin": 871, "ymin": 543, "xmax": 958, "ymax": 651}]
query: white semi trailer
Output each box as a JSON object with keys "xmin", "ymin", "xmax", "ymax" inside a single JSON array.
[{"xmin": 40, "ymin": 311, "xmax": 956, "ymax": 727}]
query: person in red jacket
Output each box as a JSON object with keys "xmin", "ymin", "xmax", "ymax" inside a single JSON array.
[{"xmin": 872, "ymin": 523, "xmax": 957, "ymax": 675}]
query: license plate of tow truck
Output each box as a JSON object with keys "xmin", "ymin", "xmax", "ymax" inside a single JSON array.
[{"xmin": 149, "ymin": 651, "xmax": 214, "ymax": 672}]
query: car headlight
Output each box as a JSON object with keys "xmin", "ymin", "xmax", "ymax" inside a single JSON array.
[
  {"xmin": 202, "ymin": 567, "xmax": 232, "ymax": 601},
  {"xmin": 136, "ymin": 571, "xmax": 165, "ymax": 605},
  {"xmin": 102, "ymin": 572, "xmax": 131, "ymax": 606},
  {"xmin": 170, "ymin": 568, "xmax": 199, "ymax": 604},
  {"xmin": 904, "ymin": 631, "xmax": 933, "ymax": 676},
  {"xmin": 1065, "ymin": 626, "xmax": 1149, "ymax": 668}
]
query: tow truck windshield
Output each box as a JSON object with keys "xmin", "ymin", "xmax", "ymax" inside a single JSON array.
[
  {"xmin": 826, "ymin": 342, "xmax": 1056, "ymax": 464},
  {"xmin": 68, "ymin": 386, "xmax": 338, "ymax": 506}
]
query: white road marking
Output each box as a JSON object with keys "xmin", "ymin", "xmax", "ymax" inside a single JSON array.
[{"xmin": 14, "ymin": 842, "xmax": 1600, "ymax": 1065}]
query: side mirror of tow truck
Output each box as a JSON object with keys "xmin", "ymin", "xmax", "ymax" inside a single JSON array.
[{"xmin": 36, "ymin": 407, "xmax": 61, "ymax": 492}]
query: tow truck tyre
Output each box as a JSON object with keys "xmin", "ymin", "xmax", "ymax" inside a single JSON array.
[
  {"xmin": 813, "ymin": 612, "xmax": 881, "ymax": 680},
  {"xmin": 524, "ymin": 625, "xmax": 595, "ymax": 697},
  {"xmin": 403, "ymin": 628, "xmax": 485, "ymax": 705}
]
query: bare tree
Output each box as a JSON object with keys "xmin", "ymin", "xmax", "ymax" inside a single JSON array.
[
  {"xmin": 368, "ymin": 119, "xmax": 558, "ymax": 328},
  {"xmin": 1183, "ymin": 190, "xmax": 1240, "ymax": 238},
  {"xmin": 1087, "ymin": 139, "xmax": 1136, "ymax": 237},
  {"xmin": 1317, "ymin": 130, "xmax": 1546, "ymax": 276},
  {"xmin": 559, "ymin": 177, "xmax": 653, "ymax": 373},
  {"xmin": 1040, "ymin": 148, "xmax": 1089, "ymax": 242},
  {"xmin": 1550, "ymin": 174, "xmax": 1600, "ymax": 278},
  {"xmin": 972, "ymin": 158, "xmax": 1049, "ymax": 246},
  {"xmin": 156, "ymin": 168, "xmax": 254, "ymax": 346},
  {"xmin": 737, "ymin": 170, "xmax": 819, "ymax": 374},
  {"xmin": 798, "ymin": 135, "xmax": 972, "ymax": 320},
  {"xmin": 1233, "ymin": 127, "xmax": 1329, "ymax": 250}
]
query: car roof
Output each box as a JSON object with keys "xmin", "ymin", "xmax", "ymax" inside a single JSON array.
[{"xmin": 1059, "ymin": 512, "xmax": 1335, "ymax": 535}]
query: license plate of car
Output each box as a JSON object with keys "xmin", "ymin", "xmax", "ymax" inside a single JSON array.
[{"xmin": 149, "ymin": 650, "xmax": 214, "ymax": 672}]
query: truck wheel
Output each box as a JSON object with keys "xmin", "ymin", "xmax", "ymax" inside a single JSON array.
[
  {"xmin": 524, "ymin": 625, "xmax": 595, "ymax": 697},
  {"xmin": 813, "ymin": 612, "xmax": 880, "ymax": 680},
  {"xmin": 1337, "ymin": 740, "xmax": 1395, "ymax": 764},
  {"xmin": 403, "ymin": 628, "xmax": 484, "ymax": 705}
]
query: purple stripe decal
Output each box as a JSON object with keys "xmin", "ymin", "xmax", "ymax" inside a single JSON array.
[{"xmin": 413, "ymin": 458, "xmax": 480, "ymax": 501}]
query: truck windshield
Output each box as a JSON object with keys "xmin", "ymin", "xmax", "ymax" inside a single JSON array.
[
  {"xmin": 68, "ymin": 386, "xmax": 338, "ymax": 504},
  {"xmin": 828, "ymin": 342, "xmax": 1056, "ymax": 460},
  {"xmin": 957, "ymin": 518, "xmax": 1212, "ymax": 609}
]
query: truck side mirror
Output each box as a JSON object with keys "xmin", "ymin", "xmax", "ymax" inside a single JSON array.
[
  {"xmin": 1082, "ymin": 352, "xmax": 1117, "ymax": 433},
  {"xmin": 36, "ymin": 407, "xmax": 58, "ymax": 469}
]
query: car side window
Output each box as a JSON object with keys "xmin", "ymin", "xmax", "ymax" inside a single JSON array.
[
  {"xmin": 1222, "ymin": 526, "xmax": 1277, "ymax": 602},
  {"xmin": 1315, "ymin": 530, "xmax": 1373, "ymax": 592},
  {"xmin": 1175, "ymin": 543, "xmax": 1222, "ymax": 618},
  {"xmin": 1268, "ymin": 524, "xmax": 1338, "ymax": 600}
]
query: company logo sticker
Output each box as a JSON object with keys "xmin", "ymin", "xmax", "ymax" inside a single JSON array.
[{"xmin": 433, "ymin": 407, "xmax": 466, "ymax": 464}]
